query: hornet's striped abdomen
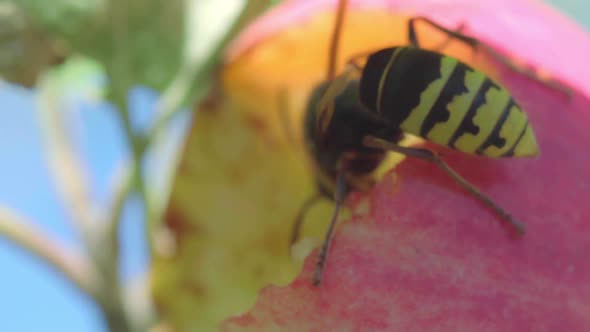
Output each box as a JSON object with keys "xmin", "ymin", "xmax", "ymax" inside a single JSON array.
[{"xmin": 359, "ymin": 47, "xmax": 539, "ymax": 158}]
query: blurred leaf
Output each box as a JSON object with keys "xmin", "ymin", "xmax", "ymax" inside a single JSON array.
[
  {"xmin": 0, "ymin": 1, "xmax": 68, "ymax": 86},
  {"xmin": 47, "ymin": 56, "xmax": 105, "ymax": 100},
  {"xmin": 12, "ymin": 0, "xmax": 182, "ymax": 95}
]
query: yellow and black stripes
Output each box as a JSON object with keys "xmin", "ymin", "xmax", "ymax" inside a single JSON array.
[
  {"xmin": 426, "ymin": 65, "xmax": 485, "ymax": 146},
  {"xmin": 359, "ymin": 47, "xmax": 539, "ymax": 158}
]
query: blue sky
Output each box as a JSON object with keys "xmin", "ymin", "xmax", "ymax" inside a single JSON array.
[
  {"xmin": 0, "ymin": 84, "xmax": 112, "ymax": 332},
  {"xmin": 0, "ymin": 2, "xmax": 588, "ymax": 331},
  {"xmin": 0, "ymin": 83, "xmax": 165, "ymax": 331}
]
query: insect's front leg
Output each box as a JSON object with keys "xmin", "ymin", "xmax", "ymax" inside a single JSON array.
[
  {"xmin": 313, "ymin": 167, "xmax": 348, "ymax": 286},
  {"xmin": 315, "ymin": 64, "xmax": 361, "ymax": 140},
  {"xmin": 289, "ymin": 193, "xmax": 324, "ymax": 250}
]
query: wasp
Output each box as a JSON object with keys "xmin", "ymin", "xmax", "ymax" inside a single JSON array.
[{"xmin": 289, "ymin": 0, "xmax": 572, "ymax": 286}]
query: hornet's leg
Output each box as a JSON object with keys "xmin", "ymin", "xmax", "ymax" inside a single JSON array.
[
  {"xmin": 317, "ymin": 0, "xmax": 349, "ymax": 140},
  {"xmin": 316, "ymin": 63, "xmax": 361, "ymax": 139},
  {"xmin": 363, "ymin": 135, "xmax": 526, "ymax": 236},
  {"xmin": 290, "ymin": 192, "xmax": 323, "ymax": 250},
  {"xmin": 408, "ymin": 16, "xmax": 572, "ymax": 98},
  {"xmin": 312, "ymin": 169, "xmax": 348, "ymax": 286},
  {"xmin": 431, "ymin": 22, "xmax": 466, "ymax": 52}
]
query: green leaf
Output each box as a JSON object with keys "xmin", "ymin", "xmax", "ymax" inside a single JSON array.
[
  {"xmin": 0, "ymin": 1, "xmax": 67, "ymax": 86},
  {"xmin": 13, "ymin": 0, "xmax": 184, "ymax": 96}
]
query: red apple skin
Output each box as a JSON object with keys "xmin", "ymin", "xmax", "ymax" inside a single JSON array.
[
  {"xmin": 221, "ymin": 1, "xmax": 590, "ymax": 331},
  {"xmin": 223, "ymin": 75, "xmax": 590, "ymax": 331}
]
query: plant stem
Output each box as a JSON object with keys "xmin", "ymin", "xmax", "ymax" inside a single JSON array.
[{"xmin": 0, "ymin": 207, "xmax": 99, "ymax": 298}]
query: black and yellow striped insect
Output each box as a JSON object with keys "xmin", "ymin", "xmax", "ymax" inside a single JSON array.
[{"xmin": 293, "ymin": 0, "xmax": 570, "ymax": 286}]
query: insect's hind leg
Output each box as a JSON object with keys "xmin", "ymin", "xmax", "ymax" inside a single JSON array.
[
  {"xmin": 363, "ymin": 135, "xmax": 526, "ymax": 236},
  {"xmin": 408, "ymin": 17, "xmax": 478, "ymax": 49},
  {"xmin": 431, "ymin": 23, "xmax": 467, "ymax": 52},
  {"xmin": 408, "ymin": 17, "xmax": 572, "ymax": 97}
]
